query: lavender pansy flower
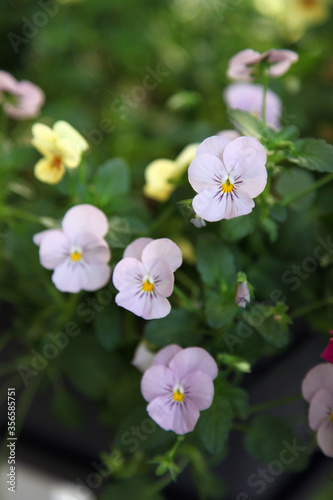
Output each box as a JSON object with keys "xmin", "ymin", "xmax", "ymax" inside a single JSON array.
[
  {"xmin": 227, "ymin": 48, "xmax": 299, "ymax": 81},
  {"xmin": 112, "ymin": 238, "xmax": 182, "ymax": 320},
  {"xmin": 188, "ymin": 135, "xmax": 267, "ymax": 222},
  {"xmin": 0, "ymin": 70, "xmax": 45, "ymax": 120},
  {"xmin": 33, "ymin": 204, "xmax": 111, "ymax": 293},
  {"xmin": 141, "ymin": 345, "xmax": 218, "ymax": 434},
  {"xmin": 235, "ymin": 281, "xmax": 250, "ymax": 308},
  {"xmin": 224, "ymin": 82, "xmax": 282, "ymax": 130},
  {"xmin": 302, "ymin": 363, "xmax": 333, "ymax": 457}
]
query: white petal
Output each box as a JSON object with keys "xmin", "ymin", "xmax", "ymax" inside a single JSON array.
[
  {"xmin": 142, "ymin": 239, "xmax": 183, "ymax": 273},
  {"xmin": 112, "ymin": 258, "xmax": 145, "ymax": 292},
  {"xmin": 309, "ymin": 389, "xmax": 333, "ymax": 430},
  {"xmin": 115, "ymin": 288, "xmax": 171, "ymax": 320},
  {"xmin": 195, "ymin": 135, "xmax": 230, "ymax": 161},
  {"xmin": 302, "ymin": 364, "xmax": 333, "ymax": 402},
  {"xmin": 62, "ymin": 204, "xmax": 109, "ymax": 238},
  {"xmin": 188, "ymin": 154, "xmax": 226, "ymax": 193},
  {"xmin": 39, "ymin": 230, "xmax": 69, "ymax": 270},
  {"xmin": 123, "ymin": 237, "xmax": 154, "ymax": 260}
]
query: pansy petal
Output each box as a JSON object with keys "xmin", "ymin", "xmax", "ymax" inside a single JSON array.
[
  {"xmin": 193, "ymin": 187, "xmax": 255, "ymax": 222},
  {"xmin": 309, "ymin": 388, "xmax": 333, "ymax": 430},
  {"xmin": 52, "ymin": 259, "xmax": 110, "ymax": 293},
  {"xmin": 132, "ymin": 341, "xmax": 155, "ymax": 372},
  {"xmin": 170, "ymin": 347, "xmax": 218, "ymax": 381},
  {"xmin": 74, "ymin": 232, "xmax": 111, "ymax": 263},
  {"xmin": 227, "ymin": 49, "xmax": 261, "ymax": 80},
  {"xmin": 123, "ymin": 237, "xmax": 154, "ymax": 260},
  {"xmin": 142, "ymin": 239, "xmax": 183, "ymax": 273},
  {"xmin": 302, "ymin": 364, "xmax": 333, "ymax": 402},
  {"xmin": 38, "ymin": 230, "xmax": 69, "ymax": 270},
  {"xmin": 0, "ymin": 70, "xmax": 18, "ymax": 93},
  {"xmin": 33, "ymin": 229, "xmax": 59, "ymax": 247},
  {"xmin": 152, "ymin": 345, "xmax": 183, "ymax": 367},
  {"xmin": 53, "ymin": 120, "xmax": 89, "ymax": 153},
  {"xmin": 147, "ymin": 395, "xmax": 200, "ymax": 434},
  {"xmin": 112, "ymin": 258, "xmax": 145, "ymax": 292},
  {"xmin": 56, "ymin": 137, "xmax": 82, "ymax": 168},
  {"xmin": 115, "ymin": 288, "xmax": 171, "ymax": 320},
  {"xmin": 267, "ymin": 49, "xmax": 299, "ymax": 77},
  {"xmin": 182, "ymin": 370, "xmax": 215, "ymax": 410},
  {"xmin": 195, "ymin": 136, "xmax": 230, "ymax": 161},
  {"xmin": 188, "ymin": 154, "xmax": 226, "ymax": 194},
  {"xmin": 175, "ymin": 143, "xmax": 199, "ymax": 170},
  {"xmin": 31, "ymin": 124, "xmax": 58, "ymax": 157},
  {"xmin": 317, "ymin": 421, "xmax": 333, "ymax": 457},
  {"xmin": 62, "ymin": 204, "xmax": 109, "ymax": 238},
  {"xmin": 34, "ymin": 157, "xmax": 65, "ymax": 184},
  {"xmin": 141, "ymin": 365, "xmax": 175, "ymax": 402},
  {"xmin": 146, "ymin": 258, "xmax": 175, "ymax": 297},
  {"xmin": 223, "ymin": 136, "xmax": 267, "ymax": 173}
]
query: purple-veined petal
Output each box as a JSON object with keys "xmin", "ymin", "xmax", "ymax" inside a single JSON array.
[
  {"xmin": 223, "ymin": 136, "xmax": 267, "ymax": 173},
  {"xmin": 309, "ymin": 388, "xmax": 333, "ymax": 430},
  {"xmin": 141, "ymin": 365, "xmax": 175, "ymax": 402},
  {"xmin": 152, "ymin": 345, "xmax": 183, "ymax": 367},
  {"xmin": 123, "ymin": 237, "xmax": 154, "ymax": 260},
  {"xmin": 144, "ymin": 258, "xmax": 175, "ymax": 297},
  {"xmin": 188, "ymin": 154, "xmax": 227, "ymax": 194},
  {"xmin": 302, "ymin": 364, "xmax": 333, "ymax": 402},
  {"xmin": 115, "ymin": 287, "xmax": 171, "ymax": 320},
  {"xmin": 182, "ymin": 370, "xmax": 215, "ymax": 411},
  {"xmin": 195, "ymin": 136, "xmax": 230, "ymax": 161},
  {"xmin": 142, "ymin": 239, "xmax": 183, "ymax": 273},
  {"xmin": 317, "ymin": 421, "xmax": 333, "ymax": 457},
  {"xmin": 112, "ymin": 258, "xmax": 145, "ymax": 291},
  {"xmin": 169, "ymin": 347, "xmax": 218, "ymax": 381},
  {"xmin": 38, "ymin": 230, "xmax": 69, "ymax": 270},
  {"xmin": 62, "ymin": 204, "xmax": 109, "ymax": 239},
  {"xmin": 147, "ymin": 395, "xmax": 200, "ymax": 434},
  {"xmin": 192, "ymin": 186, "xmax": 255, "ymax": 222}
]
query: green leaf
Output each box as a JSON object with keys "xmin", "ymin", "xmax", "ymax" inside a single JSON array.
[
  {"xmin": 275, "ymin": 168, "xmax": 315, "ymax": 211},
  {"xmin": 215, "ymin": 376, "xmax": 249, "ymax": 420},
  {"xmin": 196, "ymin": 235, "xmax": 236, "ymax": 287},
  {"xmin": 244, "ymin": 415, "xmax": 308, "ymax": 471},
  {"xmin": 288, "ymin": 138, "xmax": 333, "ymax": 172},
  {"xmin": 94, "ymin": 303, "xmax": 121, "ymax": 350},
  {"xmin": 93, "ymin": 158, "xmax": 130, "ymax": 204},
  {"xmin": 205, "ymin": 291, "xmax": 238, "ymax": 329},
  {"xmin": 100, "ymin": 478, "xmax": 164, "ymax": 500},
  {"xmin": 220, "ymin": 211, "xmax": 257, "ymax": 241},
  {"xmin": 197, "ymin": 396, "xmax": 233, "ymax": 454},
  {"xmin": 228, "ymin": 109, "xmax": 265, "ymax": 140},
  {"xmin": 243, "ymin": 304, "xmax": 290, "ymax": 348},
  {"xmin": 106, "ymin": 216, "xmax": 132, "ymax": 248},
  {"xmin": 144, "ymin": 309, "xmax": 202, "ymax": 347},
  {"xmin": 166, "ymin": 90, "xmax": 202, "ymax": 111},
  {"xmin": 217, "ymin": 353, "xmax": 251, "ymax": 373}
]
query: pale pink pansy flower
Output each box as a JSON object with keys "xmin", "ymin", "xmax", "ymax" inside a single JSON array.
[
  {"xmin": 141, "ymin": 344, "xmax": 218, "ymax": 434},
  {"xmin": 112, "ymin": 238, "xmax": 182, "ymax": 320},
  {"xmin": 132, "ymin": 341, "xmax": 155, "ymax": 373},
  {"xmin": 302, "ymin": 363, "xmax": 333, "ymax": 457},
  {"xmin": 188, "ymin": 135, "xmax": 267, "ymax": 222},
  {"xmin": 223, "ymin": 82, "xmax": 282, "ymax": 130},
  {"xmin": 235, "ymin": 281, "xmax": 250, "ymax": 308},
  {"xmin": 0, "ymin": 70, "xmax": 45, "ymax": 120},
  {"xmin": 33, "ymin": 204, "xmax": 111, "ymax": 293},
  {"xmin": 216, "ymin": 129, "xmax": 240, "ymax": 141},
  {"xmin": 227, "ymin": 48, "xmax": 299, "ymax": 81},
  {"xmin": 321, "ymin": 331, "xmax": 333, "ymax": 364}
]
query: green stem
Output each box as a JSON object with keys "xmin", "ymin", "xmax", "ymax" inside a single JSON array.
[
  {"xmin": 281, "ymin": 172, "xmax": 333, "ymax": 207},
  {"xmin": 291, "ymin": 297, "xmax": 333, "ymax": 319},
  {"xmin": 173, "ymin": 285, "xmax": 199, "ymax": 314},
  {"xmin": 1, "ymin": 205, "xmax": 47, "ymax": 225},
  {"xmin": 149, "ymin": 204, "xmax": 175, "ymax": 234},
  {"xmin": 167, "ymin": 435, "xmax": 185, "ymax": 461},
  {"xmin": 249, "ymin": 393, "xmax": 302, "ymax": 414}
]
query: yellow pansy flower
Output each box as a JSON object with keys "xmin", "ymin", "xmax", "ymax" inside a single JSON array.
[
  {"xmin": 31, "ymin": 120, "xmax": 89, "ymax": 184},
  {"xmin": 143, "ymin": 143, "xmax": 199, "ymax": 202}
]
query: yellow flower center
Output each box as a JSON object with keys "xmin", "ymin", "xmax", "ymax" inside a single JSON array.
[
  {"xmin": 71, "ymin": 251, "xmax": 82, "ymax": 261},
  {"xmin": 222, "ymin": 179, "xmax": 234, "ymax": 194},
  {"xmin": 173, "ymin": 389, "xmax": 185, "ymax": 403},
  {"xmin": 142, "ymin": 280, "xmax": 154, "ymax": 293},
  {"xmin": 299, "ymin": 0, "xmax": 317, "ymax": 9}
]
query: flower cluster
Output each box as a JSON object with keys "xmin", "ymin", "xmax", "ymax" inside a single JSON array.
[
  {"xmin": 141, "ymin": 345, "xmax": 218, "ymax": 434},
  {"xmin": 113, "ymin": 238, "xmax": 182, "ymax": 320}
]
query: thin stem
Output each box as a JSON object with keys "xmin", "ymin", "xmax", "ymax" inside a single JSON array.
[
  {"xmin": 1, "ymin": 205, "xmax": 47, "ymax": 225},
  {"xmin": 149, "ymin": 205, "xmax": 175, "ymax": 233},
  {"xmin": 249, "ymin": 393, "xmax": 302, "ymax": 414},
  {"xmin": 291, "ymin": 297, "xmax": 333, "ymax": 319},
  {"xmin": 173, "ymin": 285, "xmax": 199, "ymax": 314},
  {"xmin": 281, "ymin": 172, "xmax": 333, "ymax": 207},
  {"xmin": 168, "ymin": 435, "xmax": 185, "ymax": 461}
]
